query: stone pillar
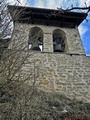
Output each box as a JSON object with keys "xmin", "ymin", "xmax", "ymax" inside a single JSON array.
[{"xmin": 43, "ymin": 33, "xmax": 53, "ymax": 52}]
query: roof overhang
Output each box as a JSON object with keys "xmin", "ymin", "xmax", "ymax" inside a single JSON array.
[{"xmin": 8, "ymin": 5, "xmax": 88, "ymax": 28}]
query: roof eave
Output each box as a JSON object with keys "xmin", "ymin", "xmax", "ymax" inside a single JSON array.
[{"xmin": 8, "ymin": 5, "xmax": 88, "ymax": 28}]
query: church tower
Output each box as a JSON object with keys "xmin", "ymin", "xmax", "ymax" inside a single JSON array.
[{"xmin": 8, "ymin": 5, "xmax": 90, "ymax": 102}]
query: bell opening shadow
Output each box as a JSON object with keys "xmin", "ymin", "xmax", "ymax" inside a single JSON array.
[
  {"xmin": 28, "ymin": 27, "xmax": 43, "ymax": 51},
  {"xmin": 53, "ymin": 29, "xmax": 66, "ymax": 53}
]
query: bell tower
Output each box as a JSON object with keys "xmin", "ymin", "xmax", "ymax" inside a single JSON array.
[
  {"xmin": 8, "ymin": 5, "xmax": 87, "ymax": 54},
  {"xmin": 8, "ymin": 5, "xmax": 90, "ymax": 102}
]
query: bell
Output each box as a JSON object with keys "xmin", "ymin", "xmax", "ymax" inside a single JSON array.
[
  {"xmin": 53, "ymin": 36, "xmax": 65, "ymax": 52},
  {"xmin": 31, "ymin": 46, "xmax": 41, "ymax": 51},
  {"xmin": 30, "ymin": 38, "xmax": 41, "ymax": 51},
  {"xmin": 54, "ymin": 44, "xmax": 64, "ymax": 52}
]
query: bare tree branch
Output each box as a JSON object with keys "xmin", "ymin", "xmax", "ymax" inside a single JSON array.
[{"xmin": 57, "ymin": 6, "xmax": 90, "ymax": 13}]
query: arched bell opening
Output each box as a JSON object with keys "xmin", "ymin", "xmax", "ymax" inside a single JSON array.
[
  {"xmin": 53, "ymin": 29, "xmax": 66, "ymax": 53},
  {"xmin": 29, "ymin": 27, "xmax": 43, "ymax": 51}
]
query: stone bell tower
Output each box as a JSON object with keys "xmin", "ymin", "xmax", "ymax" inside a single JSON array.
[{"xmin": 8, "ymin": 5, "xmax": 90, "ymax": 102}]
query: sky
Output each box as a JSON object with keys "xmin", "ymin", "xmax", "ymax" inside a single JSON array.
[{"xmin": 7, "ymin": 0, "xmax": 90, "ymax": 55}]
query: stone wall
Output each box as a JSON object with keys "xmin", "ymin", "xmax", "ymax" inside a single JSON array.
[
  {"xmin": 7, "ymin": 22, "xmax": 90, "ymax": 102},
  {"xmin": 17, "ymin": 52, "xmax": 90, "ymax": 102}
]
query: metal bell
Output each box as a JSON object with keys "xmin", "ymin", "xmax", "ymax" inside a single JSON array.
[
  {"xmin": 30, "ymin": 37, "xmax": 41, "ymax": 51},
  {"xmin": 53, "ymin": 36, "xmax": 65, "ymax": 52},
  {"xmin": 54, "ymin": 44, "xmax": 63, "ymax": 52},
  {"xmin": 31, "ymin": 46, "xmax": 41, "ymax": 51}
]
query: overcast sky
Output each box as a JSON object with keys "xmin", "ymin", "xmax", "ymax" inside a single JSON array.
[{"xmin": 8, "ymin": 0, "xmax": 90, "ymax": 55}]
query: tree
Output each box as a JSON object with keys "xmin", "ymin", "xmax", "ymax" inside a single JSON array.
[
  {"xmin": 0, "ymin": 42, "xmax": 40, "ymax": 119},
  {"xmin": 0, "ymin": 1, "xmax": 40, "ymax": 119},
  {"xmin": 0, "ymin": 0, "xmax": 12, "ymax": 39}
]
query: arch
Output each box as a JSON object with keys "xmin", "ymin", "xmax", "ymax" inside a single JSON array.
[
  {"xmin": 29, "ymin": 27, "xmax": 43, "ymax": 51},
  {"xmin": 53, "ymin": 29, "xmax": 66, "ymax": 52}
]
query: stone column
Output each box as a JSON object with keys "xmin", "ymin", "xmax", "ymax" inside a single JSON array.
[{"xmin": 43, "ymin": 33, "xmax": 53, "ymax": 52}]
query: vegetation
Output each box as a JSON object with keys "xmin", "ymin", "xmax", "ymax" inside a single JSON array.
[{"xmin": 0, "ymin": 87, "xmax": 90, "ymax": 120}]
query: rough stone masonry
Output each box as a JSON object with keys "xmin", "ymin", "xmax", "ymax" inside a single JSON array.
[
  {"xmin": 8, "ymin": 6, "xmax": 90, "ymax": 102},
  {"xmin": 7, "ymin": 22, "xmax": 90, "ymax": 103}
]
